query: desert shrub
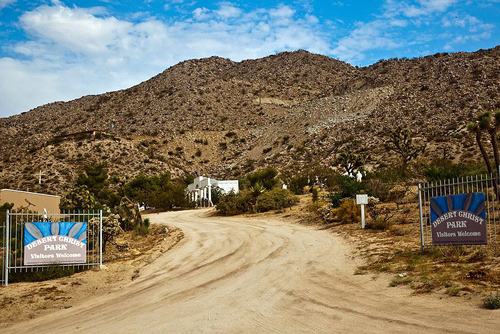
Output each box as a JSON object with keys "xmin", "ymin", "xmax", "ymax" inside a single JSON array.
[
  {"xmin": 366, "ymin": 165, "xmax": 404, "ymax": 183},
  {"xmin": 216, "ymin": 190, "xmax": 254, "ymax": 216},
  {"xmin": 329, "ymin": 193, "xmax": 343, "ymax": 208},
  {"xmin": 89, "ymin": 213, "xmax": 122, "ymax": 251},
  {"xmin": 422, "ymin": 159, "xmax": 487, "ymax": 182},
  {"xmin": 335, "ymin": 175, "xmax": 366, "ymax": 198},
  {"xmin": 289, "ymin": 175, "xmax": 309, "ymax": 194},
  {"xmin": 327, "ymin": 175, "xmax": 366, "ymax": 208},
  {"xmin": 0, "ymin": 202, "xmax": 14, "ymax": 222},
  {"xmin": 335, "ymin": 199, "xmax": 360, "ymax": 224},
  {"xmin": 366, "ymin": 218, "xmax": 393, "ymax": 230},
  {"xmin": 317, "ymin": 203, "xmax": 335, "ymax": 223},
  {"xmin": 76, "ymin": 162, "xmax": 109, "ymax": 199},
  {"xmin": 210, "ymin": 186, "xmax": 224, "ymax": 205},
  {"xmin": 312, "ymin": 187, "xmax": 319, "ymax": 202},
  {"xmin": 217, "ymin": 188, "xmax": 298, "ymax": 215},
  {"xmin": 134, "ymin": 224, "xmax": 149, "ymax": 236},
  {"xmin": 255, "ymin": 188, "xmax": 298, "ymax": 212},
  {"xmin": 366, "ymin": 179, "xmax": 394, "ymax": 202},
  {"xmin": 423, "ymin": 159, "xmax": 466, "ymax": 182},
  {"xmin": 483, "ymin": 293, "xmax": 500, "ymax": 309}
]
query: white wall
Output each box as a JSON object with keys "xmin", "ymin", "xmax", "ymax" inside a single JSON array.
[{"xmin": 216, "ymin": 180, "xmax": 239, "ymax": 194}]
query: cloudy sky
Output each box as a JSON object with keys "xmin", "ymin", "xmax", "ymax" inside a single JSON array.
[{"xmin": 0, "ymin": 0, "xmax": 499, "ymax": 118}]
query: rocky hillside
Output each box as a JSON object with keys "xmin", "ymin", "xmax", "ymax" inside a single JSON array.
[{"xmin": 0, "ymin": 47, "xmax": 499, "ymax": 195}]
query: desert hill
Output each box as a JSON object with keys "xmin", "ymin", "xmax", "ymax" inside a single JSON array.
[{"xmin": 0, "ymin": 47, "xmax": 499, "ymax": 195}]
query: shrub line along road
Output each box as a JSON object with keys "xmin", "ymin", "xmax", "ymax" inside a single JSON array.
[{"xmin": 5, "ymin": 209, "xmax": 499, "ymax": 333}]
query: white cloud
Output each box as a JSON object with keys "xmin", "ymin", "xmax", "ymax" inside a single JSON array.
[
  {"xmin": 214, "ymin": 4, "xmax": 242, "ymax": 19},
  {"xmin": 269, "ymin": 5, "xmax": 295, "ymax": 19},
  {"xmin": 442, "ymin": 13, "xmax": 494, "ymax": 32},
  {"xmin": 0, "ymin": 2, "xmax": 334, "ymax": 116},
  {"xmin": 384, "ymin": 0, "xmax": 458, "ymax": 18},
  {"xmin": 332, "ymin": 21, "xmax": 400, "ymax": 63},
  {"xmin": 18, "ymin": 5, "xmax": 132, "ymax": 56},
  {"xmin": 306, "ymin": 14, "xmax": 319, "ymax": 24},
  {"xmin": 193, "ymin": 7, "xmax": 211, "ymax": 20},
  {"xmin": 0, "ymin": 0, "xmax": 15, "ymax": 10}
]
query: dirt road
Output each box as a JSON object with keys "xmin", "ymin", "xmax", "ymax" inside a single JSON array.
[{"xmin": 5, "ymin": 210, "xmax": 499, "ymax": 333}]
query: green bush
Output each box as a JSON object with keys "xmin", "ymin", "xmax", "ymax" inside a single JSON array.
[
  {"xmin": 312, "ymin": 187, "xmax": 319, "ymax": 202},
  {"xmin": 366, "ymin": 218, "xmax": 393, "ymax": 230},
  {"xmin": 327, "ymin": 175, "xmax": 366, "ymax": 208},
  {"xmin": 246, "ymin": 167, "xmax": 279, "ymax": 190},
  {"xmin": 255, "ymin": 188, "xmax": 298, "ymax": 212},
  {"xmin": 336, "ymin": 175, "xmax": 366, "ymax": 198},
  {"xmin": 216, "ymin": 190, "xmax": 254, "ymax": 216},
  {"xmin": 483, "ymin": 293, "xmax": 500, "ymax": 309},
  {"xmin": 210, "ymin": 186, "xmax": 225, "ymax": 205},
  {"xmin": 217, "ymin": 188, "xmax": 298, "ymax": 215},
  {"xmin": 125, "ymin": 172, "xmax": 191, "ymax": 209},
  {"xmin": 329, "ymin": 193, "xmax": 343, "ymax": 208},
  {"xmin": 289, "ymin": 175, "xmax": 309, "ymax": 194},
  {"xmin": 423, "ymin": 159, "xmax": 487, "ymax": 182}
]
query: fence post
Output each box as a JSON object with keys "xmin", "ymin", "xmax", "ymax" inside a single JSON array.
[
  {"xmin": 5, "ymin": 210, "xmax": 9, "ymax": 286},
  {"xmin": 99, "ymin": 210, "xmax": 103, "ymax": 267},
  {"xmin": 418, "ymin": 184, "xmax": 425, "ymax": 251}
]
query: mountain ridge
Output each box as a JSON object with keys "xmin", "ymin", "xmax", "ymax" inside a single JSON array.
[{"xmin": 1, "ymin": 47, "xmax": 499, "ymax": 194}]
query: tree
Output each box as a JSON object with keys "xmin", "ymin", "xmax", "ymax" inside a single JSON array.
[
  {"xmin": 385, "ymin": 127, "xmax": 425, "ymax": 177},
  {"xmin": 60, "ymin": 185, "xmax": 101, "ymax": 210},
  {"xmin": 124, "ymin": 172, "xmax": 190, "ymax": 209},
  {"xmin": 246, "ymin": 167, "xmax": 279, "ymax": 190},
  {"xmin": 467, "ymin": 110, "xmax": 500, "ymax": 177},
  {"xmin": 335, "ymin": 146, "xmax": 366, "ymax": 175},
  {"xmin": 76, "ymin": 162, "xmax": 109, "ymax": 200}
]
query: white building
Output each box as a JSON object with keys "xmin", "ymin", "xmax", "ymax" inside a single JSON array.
[{"xmin": 187, "ymin": 176, "xmax": 239, "ymax": 207}]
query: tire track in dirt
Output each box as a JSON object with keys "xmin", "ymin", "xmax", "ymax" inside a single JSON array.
[{"xmin": 4, "ymin": 209, "xmax": 499, "ymax": 334}]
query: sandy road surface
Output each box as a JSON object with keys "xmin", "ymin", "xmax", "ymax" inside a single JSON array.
[{"xmin": 5, "ymin": 210, "xmax": 499, "ymax": 333}]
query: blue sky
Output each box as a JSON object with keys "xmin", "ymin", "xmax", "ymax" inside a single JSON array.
[{"xmin": 0, "ymin": 0, "xmax": 499, "ymax": 117}]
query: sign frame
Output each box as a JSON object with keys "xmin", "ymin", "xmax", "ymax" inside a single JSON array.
[
  {"xmin": 430, "ymin": 192, "xmax": 487, "ymax": 245},
  {"xmin": 24, "ymin": 221, "xmax": 87, "ymax": 266}
]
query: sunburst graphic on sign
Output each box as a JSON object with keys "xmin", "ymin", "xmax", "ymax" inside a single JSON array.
[
  {"xmin": 24, "ymin": 222, "xmax": 87, "ymax": 265},
  {"xmin": 430, "ymin": 193, "xmax": 487, "ymax": 245}
]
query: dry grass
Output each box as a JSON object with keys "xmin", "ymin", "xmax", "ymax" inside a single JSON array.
[{"xmin": 305, "ymin": 198, "xmax": 500, "ymax": 297}]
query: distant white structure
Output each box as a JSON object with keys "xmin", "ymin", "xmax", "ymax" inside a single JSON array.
[
  {"xmin": 356, "ymin": 171, "xmax": 363, "ymax": 182},
  {"xmin": 187, "ymin": 176, "xmax": 239, "ymax": 207}
]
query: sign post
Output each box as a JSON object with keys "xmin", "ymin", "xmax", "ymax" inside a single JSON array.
[{"xmin": 356, "ymin": 194, "xmax": 368, "ymax": 229}]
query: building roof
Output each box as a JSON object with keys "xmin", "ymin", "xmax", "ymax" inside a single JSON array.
[{"xmin": 1, "ymin": 189, "xmax": 61, "ymax": 198}]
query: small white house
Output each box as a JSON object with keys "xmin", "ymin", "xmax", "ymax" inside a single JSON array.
[{"xmin": 187, "ymin": 176, "xmax": 238, "ymax": 207}]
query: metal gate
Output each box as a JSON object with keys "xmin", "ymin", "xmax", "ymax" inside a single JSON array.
[
  {"xmin": 419, "ymin": 174, "xmax": 499, "ymax": 250},
  {"xmin": 1, "ymin": 218, "xmax": 5, "ymax": 286},
  {"xmin": 2, "ymin": 210, "xmax": 102, "ymax": 286}
]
